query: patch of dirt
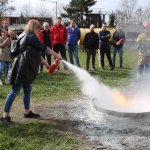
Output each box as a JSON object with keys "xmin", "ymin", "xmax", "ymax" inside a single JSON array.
[{"xmin": 9, "ymin": 96, "xmax": 150, "ymax": 150}]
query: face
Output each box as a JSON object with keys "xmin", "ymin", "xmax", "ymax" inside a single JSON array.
[
  {"xmin": 102, "ymin": 24, "xmax": 107, "ymax": 30},
  {"xmin": 9, "ymin": 31, "xmax": 16, "ymax": 38},
  {"xmin": 35, "ymin": 28, "xmax": 41, "ymax": 36},
  {"xmin": 71, "ymin": 21, "xmax": 76, "ymax": 27},
  {"xmin": 56, "ymin": 19, "xmax": 62, "ymax": 26},
  {"xmin": 1, "ymin": 30, "xmax": 8, "ymax": 38},
  {"xmin": 90, "ymin": 25, "xmax": 95, "ymax": 31},
  {"xmin": 43, "ymin": 24, "xmax": 49, "ymax": 31},
  {"xmin": 116, "ymin": 25, "xmax": 121, "ymax": 31},
  {"xmin": 3, "ymin": 21, "xmax": 8, "ymax": 29}
]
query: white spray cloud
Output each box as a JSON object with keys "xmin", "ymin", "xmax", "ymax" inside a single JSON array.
[{"xmin": 63, "ymin": 60, "xmax": 150, "ymax": 113}]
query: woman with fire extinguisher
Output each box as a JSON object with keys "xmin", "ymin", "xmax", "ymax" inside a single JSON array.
[
  {"xmin": 112, "ymin": 24, "xmax": 126, "ymax": 68},
  {"xmin": 0, "ymin": 19, "xmax": 62, "ymax": 124}
]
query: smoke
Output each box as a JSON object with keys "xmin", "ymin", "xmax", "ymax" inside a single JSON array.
[{"xmin": 63, "ymin": 60, "xmax": 150, "ymax": 113}]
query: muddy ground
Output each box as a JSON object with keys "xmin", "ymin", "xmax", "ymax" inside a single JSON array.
[{"xmin": 11, "ymin": 96, "xmax": 150, "ymax": 150}]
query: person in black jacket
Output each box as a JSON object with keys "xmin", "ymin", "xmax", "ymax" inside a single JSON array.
[
  {"xmin": 99, "ymin": 23, "xmax": 114, "ymax": 70},
  {"xmin": 0, "ymin": 19, "xmax": 61, "ymax": 124},
  {"xmin": 83, "ymin": 24, "xmax": 99, "ymax": 70},
  {"xmin": 112, "ymin": 25, "xmax": 126, "ymax": 68}
]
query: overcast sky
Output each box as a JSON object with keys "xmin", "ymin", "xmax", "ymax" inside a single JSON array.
[{"xmin": 11, "ymin": 0, "xmax": 150, "ymax": 16}]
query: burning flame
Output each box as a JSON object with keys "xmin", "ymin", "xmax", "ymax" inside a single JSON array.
[{"xmin": 112, "ymin": 91, "xmax": 135, "ymax": 106}]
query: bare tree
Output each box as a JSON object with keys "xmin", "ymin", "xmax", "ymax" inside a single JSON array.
[
  {"xmin": 115, "ymin": 9, "xmax": 126, "ymax": 24},
  {"xmin": 0, "ymin": 0, "xmax": 15, "ymax": 18},
  {"xmin": 135, "ymin": 7, "xmax": 143, "ymax": 24},
  {"xmin": 143, "ymin": 5, "xmax": 150, "ymax": 21},
  {"xmin": 22, "ymin": 2, "xmax": 32, "ymax": 17},
  {"xmin": 119, "ymin": 0, "xmax": 138, "ymax": 23},
  {"xmin": 36, "ymin": 3, "xmax": 51, "ymax": 18}
]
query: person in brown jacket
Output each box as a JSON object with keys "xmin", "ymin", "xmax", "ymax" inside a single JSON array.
[{"xmin": 0, "ymin": 29, "xmax": 12, "ymax": 85}]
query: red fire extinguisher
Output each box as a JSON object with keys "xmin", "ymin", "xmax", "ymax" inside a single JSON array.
[{"xmin": 48, "ymin": 58, "xmax": 60, "ymax": 74}]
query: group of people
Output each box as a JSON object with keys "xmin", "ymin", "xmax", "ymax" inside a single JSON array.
[
  {"xmin": 0, "ymin": 16, "xmax": 150, "ymax": 124},
  {"xmin": 38, "ymin": 17, "xmax": 81, "ymax": 71},
  {"xmin": 83, "ymin": 23, "xmax": 126, "ymax": 71},
  {"xmin": 0, "ymin": 19, "xmax": 61, "ymax": 124},
  {"xmin": 0, "ymin": 21, "xmax": 18, "ymax": 85}
]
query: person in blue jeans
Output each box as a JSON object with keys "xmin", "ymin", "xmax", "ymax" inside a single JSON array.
[
  {"xmin": 0, "ymin": 20, "xmax": 62, "ymax": 124},
  {"xmin": 66, "ymin": 19, "xmax": 81, "ymax": 67},
  {"xmin": 112, "ymin": 25, "xmax": 126, "ymax": 68},
  {"xmin": 0, "ymin": 29, "xmax": 12, "ymax": 85}
]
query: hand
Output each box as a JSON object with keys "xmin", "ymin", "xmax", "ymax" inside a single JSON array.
[
  {"xmin": 107, "ymin": 34, "xmax": 110, "ymax": 37},
  {"xmin": 56, "ymin": 54, "xmax": 62, "ymax": 60},
  {"xmin": 45, "ymin": 63, "xmax": 50, "ymax": 70},
  {"xmin": 116, "ymin": 42, "xmax": 120, "ymax": 45}
]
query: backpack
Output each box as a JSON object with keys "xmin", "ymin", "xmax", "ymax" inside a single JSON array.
[{"xmin": 10, "ymin": 34, "xmax": 27, "ymax": 57}]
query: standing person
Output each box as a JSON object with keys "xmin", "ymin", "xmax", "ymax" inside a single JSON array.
[
  {"xmin": 66, "ymin": 19, "xmax": 81, "ymax": 67},
  {"xmin": 50, "ymin": 17, "xmax": 68, "ymax": 70},
  {"xmin": 112, "ymin": 25, "xmax": 126, "ymax": 68},
  {"xmin": 99, "ymin": 23, "xmax": 114, "ymax": 70},
  {"xmin": 83, "ymin": 24, "xmax": 99, "ymax": 71},
  {"xmin": 0, "ymin": 20, "xmax": 9, "ymax": 36},
  {"xmin": 0, "ymin": 19, "xmax": 61, "ymax": 123},
  {"xmin": 136, "ymin": 22, "xmax": 150, "ymax": 79},
  {"xmin": 38, "ymin": 22, "xmax": 52, "ymax": 72},
  {"xmin": 0, "ymin": 29, "xmax": 12, "ymax": 85},
  {"xmin": 8, "ymin": 30, "xmax": 17, "ymax": 41}
]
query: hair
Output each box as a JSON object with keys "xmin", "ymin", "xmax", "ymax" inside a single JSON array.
[
  {"xmin": 42, "ymin": 22, "xmax": 49, "ymax": 27},
  {"xmin": 57, "ymin": 17, "xmax": 62, "ymax": 20},
  {"xmin": 24, "ymin": 19, "xmax": 41, "ymax": 33},
  {"xmin": 1, "ymin": 29, "xmax": 8, "ymax": 33},
  {"xmin": 70, "ymin": 18, "xmax": 75, "ymax": 22},
  {"xmin": 102, "ymin": 23, "xmax": 107, "ymax": 26}
]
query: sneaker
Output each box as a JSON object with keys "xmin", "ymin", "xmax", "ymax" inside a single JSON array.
[
  {"xmin": 0, "ymin": 116, "xmax": 12, "ymax": 124},
  {"xmin": 24, "ymin": 111, "xmax": 40, "ymax": 118},
  {"xmin": 0, "ymin": 79, "xmax": 3, "ymax": 85},
  {"xmin": 111, "ymin": 67, "xmax": 114, "ymax": 70},
  {"xmin": 92, "ymin": 67, "xmax": 97, "ymax": 71}
]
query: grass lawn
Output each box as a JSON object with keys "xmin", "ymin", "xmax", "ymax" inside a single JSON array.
[{"xmin": 0, "ymin": 48, "xmax": 138, "ymax": 150}]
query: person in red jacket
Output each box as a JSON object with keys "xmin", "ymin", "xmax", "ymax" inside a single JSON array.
[
  {"xmin": 38, "ymin": 22, "xmax": 51, "ymax": 72},
  {"xmin": 50, "ymin": 17, "xmax": 68, "ymax": 69}
]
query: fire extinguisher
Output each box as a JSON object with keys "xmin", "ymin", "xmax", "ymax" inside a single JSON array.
[
  {"xmin": 116, "ymin": 38, "xmax": 123, "ymax": 45},
  {"xmin": 48, "ymin": 58, "xmax": 60, "ymax": 74}
]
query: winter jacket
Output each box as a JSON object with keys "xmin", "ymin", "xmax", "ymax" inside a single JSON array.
[
  {"xmin": 112, "ymin": 30, "xmax": 125, "ymax": 48},
  {"xmin": 83, "ymin": 31, "xmax": 99, "ymax": 49},
  {"xmin": 99, "ymin": 29, "xmax": 111, "ymax": 48},
  {"xmin": 7, "ymin": 31, "xmax": 47, "ymax": 85},
  {"xmin": 50, "ymin": 24, "xmax": 67, "ymax": 45},
  {"xmin": 66, "ymin": 25, "xmax": 81, "ymax": 45},
  {"xmin": 38, "ymin": 29, "xmax": 52, "ymax": 48},
  {"xmin": 0, "ymin": 36, "xmax": 12, "ymax": 61},
  {"xmin": 136, "ymin": 32, "xmax": 150, "ymax": 55}
]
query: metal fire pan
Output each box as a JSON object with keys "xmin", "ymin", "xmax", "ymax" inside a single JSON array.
[{"xmin": 92, "ymin": 99, "xmax": 150, "ymax": 118}]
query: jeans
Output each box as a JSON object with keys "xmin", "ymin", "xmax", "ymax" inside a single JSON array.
[
  {"xmin": 66, "ymin": 44, "xmax": 80, "ymax": 67},
  {"xmin": 99, "ymin": 45, "xmax": 113, "ymax": 68},
  {"xmin": 0, "ymin": 61, "xmax": 11, "ymax": 79},
  {"xmin": 112, "ymin": 47, "xmax": 123, "ymax": 67},
  {"xmin": 4, "ymin": 84, "xmax": 32, "ymax": 112},
  {"xmin": 86, "ymin": 48, "xmax": 96, "ymax": 69}
]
